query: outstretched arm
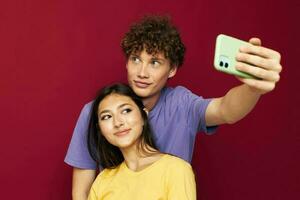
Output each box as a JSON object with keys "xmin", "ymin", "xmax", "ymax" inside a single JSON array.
[{"xmin": 206, "ymin": 38, "xmax": 282, "ymax": 126}]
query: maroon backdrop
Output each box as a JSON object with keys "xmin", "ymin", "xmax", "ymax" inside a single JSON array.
[{"xmin": 1, "ymin": 0, "xmax": 298, "ymax": 199}]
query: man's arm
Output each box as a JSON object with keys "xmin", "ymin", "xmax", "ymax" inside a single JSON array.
[
  {"xmin": 72, "ymin": 168, "xmax": 97, "ymax": 200},
  {"xmin": 206, "ymin": 38, "xmax": 282, "ymax": 126}
]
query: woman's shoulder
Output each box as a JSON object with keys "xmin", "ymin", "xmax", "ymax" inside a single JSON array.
[
  {"xmin": 160, "ymin": 155, "xmax": 195, "ymax": 184},
  {"xmin": 96, "ymin": 164, "xmax": 123, "ymax": 180},
  {"xmin": 161, "ymin": 154, "xmax": 193, "ymax": 171}
]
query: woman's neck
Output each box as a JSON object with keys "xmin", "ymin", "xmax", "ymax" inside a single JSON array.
[{"xmin": 120, "ymin": 144, "xmax": 161, "ymax": 172}]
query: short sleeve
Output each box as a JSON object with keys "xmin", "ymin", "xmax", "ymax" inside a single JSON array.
[
  {"xmin": 64, "ymin": 101, "xmax": 97, "ymax": 169},
  {"xmin": 87, "ymin": 186, "xmax": 98, "ymax": 200},
  {"xmin": 175, "ymin": 86, "xmax": 217, "ymax": 135}
]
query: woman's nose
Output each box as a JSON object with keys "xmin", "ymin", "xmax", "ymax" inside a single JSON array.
[{"xmin": 113, "ymin": 115, "xmax": 124, "ymax": 128}]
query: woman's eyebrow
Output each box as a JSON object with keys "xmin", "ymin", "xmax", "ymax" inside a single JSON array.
[
  {"xmin": 118, "ymin": 103, "xmax": 132, "ymax": 109},
  {"xmin": 98, "ymin": 103, "xmax": 133, "ymax": 115},
  {"xmin": 98, "ymin": 109, "xmax": 110, "ymax": 116}
]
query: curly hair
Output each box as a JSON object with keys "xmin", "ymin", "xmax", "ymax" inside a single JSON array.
[{"xmin": 121, "ymin": 15, "xmax": 186, "ymax": 68}]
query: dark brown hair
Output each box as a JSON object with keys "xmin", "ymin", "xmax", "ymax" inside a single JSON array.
[{"xmin": 87, "ymin": 83, "xmax": 157, "ymax": 169}]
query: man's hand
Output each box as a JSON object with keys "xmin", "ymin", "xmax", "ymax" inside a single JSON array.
[{"xmin": 235, "ymin": 38, "xmax": 282, "ymax": 95}]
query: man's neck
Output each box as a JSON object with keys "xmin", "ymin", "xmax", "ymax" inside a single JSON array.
[{"xmin": 142, "ymin": 92, "xmax": 161, "ymax": 111}]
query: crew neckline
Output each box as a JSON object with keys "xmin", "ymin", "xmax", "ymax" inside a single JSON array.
[
  {"xmin": 121, "ymin": 154, "xmax": 169, "ymax": 176},
  {"xmin": 148, "ymin": 87, "xmax": 167, "ymax": 119}
]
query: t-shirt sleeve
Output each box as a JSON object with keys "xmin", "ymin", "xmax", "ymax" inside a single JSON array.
[
  {"xmin": 87, "ymin": 186, "xmax": 98, "ymax": 200},
  {"xmin": 176, "ymin": 86, "xmax": 217, "ymax": 135},
  {"xmin": 166, "ymin": 160, "xmax": 196, "ymax": 200},
  {"xmin": 64, "ymin": 101, "xmax": 97, "ymax": 169}
]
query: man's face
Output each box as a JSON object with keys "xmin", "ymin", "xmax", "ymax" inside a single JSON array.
[{"xmin": 126, "ymin": 50, "xmax": 177, "ymax": 100}]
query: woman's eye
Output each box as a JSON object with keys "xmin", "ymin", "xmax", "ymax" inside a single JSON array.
[
  {"xmin": 122, "ymin": 108, "xmax": 132, "ymax": 114},
  {"xmin": 100, "ymin": 115, "xmax": 111, "ymax": 120}
]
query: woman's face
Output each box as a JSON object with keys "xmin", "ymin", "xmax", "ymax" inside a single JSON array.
[{"xmin": 97, "ymin": 93, "xmax": 144, "ymax": 150}]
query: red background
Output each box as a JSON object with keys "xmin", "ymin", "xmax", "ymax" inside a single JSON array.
[{"xmin": 1, "ymin": 0, "xmax": 299, "ymax": 199}]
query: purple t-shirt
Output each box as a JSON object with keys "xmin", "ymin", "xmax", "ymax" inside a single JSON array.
[{"xmin": 64, "ymin": 86, "xmax": 216, "ymax": 169}]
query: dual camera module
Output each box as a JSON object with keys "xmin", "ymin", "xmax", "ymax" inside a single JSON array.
[{"xmin": 218, "ymin": 55, "xmax": 230, "ymax": 68}]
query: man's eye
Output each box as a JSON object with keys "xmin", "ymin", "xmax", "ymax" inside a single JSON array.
[
  {"xmin": 151, "ymin": 60, "xmax": 160, "ymax": 66},
  {"xmin": 130, "ymin": 56, "xmax": 140, "ymax": 63},
  {"xmin": 100, "ymin": 115, "xmax": 111, "ymax": 120},
  {"xmin": 122, "ymin": 108, "xmax": 132, "ymax": 114}
]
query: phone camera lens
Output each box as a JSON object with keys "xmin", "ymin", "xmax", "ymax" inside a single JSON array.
[
  {"xmin": 219, "ymin": 61, "xmax": 224, "ymax": 67},
  {"xmin": 224, "ymin": 63, "xmax": 228, "ymax": 68}
]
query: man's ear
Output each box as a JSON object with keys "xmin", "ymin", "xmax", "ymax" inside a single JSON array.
[{"xmin": 168, "ymin": 66, "xmax": 177, "ymax": 78}]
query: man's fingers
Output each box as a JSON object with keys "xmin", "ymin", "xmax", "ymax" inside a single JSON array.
[
  {"xmin": 240, "ymin": 45, "xmax": 281, "ymax": 61},
  {"xmin": 249, "ymin": 38, "xmax": 261, "ymax": 46},
  {"xmin": 236, "ymin": 62, "xmax": 280, "ymax": 82},
  {"xmin": 236, "ymin": 52, "xmax": 282, "ymax": 73},
  {"xmin": 236, "ymin": 77, "xmax": 276, "ymax": 93}
]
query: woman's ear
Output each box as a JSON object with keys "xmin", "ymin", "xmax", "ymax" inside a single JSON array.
[{"xmin": 143, "ymin": 108, "xmax": 149, "ymax": 115}]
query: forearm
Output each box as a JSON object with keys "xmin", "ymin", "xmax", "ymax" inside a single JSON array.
[
  {"xmin": 72, "ymin": 168, "xmax": 97, "ymax": 200},
  {"xmin": 220, "ymin": 83, "xmax": 261, "ymax": 124},
  {"xmin": 206, "ymin": 38, "xmax": 281, "ymax": 126},
  {"xmin": 72, "ymin": 192, "xmax": 88, "ymax": 200}
]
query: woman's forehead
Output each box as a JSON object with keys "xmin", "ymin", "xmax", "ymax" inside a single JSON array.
[{"xmin": 98, "ymin": 94, "xmax": 136, "ymax": 111}]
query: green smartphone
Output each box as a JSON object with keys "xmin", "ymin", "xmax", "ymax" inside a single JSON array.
[{"xmin": 214, "ymin": 34, "xmax": 255, "ymax": 79}]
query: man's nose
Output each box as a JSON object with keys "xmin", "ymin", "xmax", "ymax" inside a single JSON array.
[{"xmin": 137, "ymin": 63, "xmax": 149, "ymax": 78}]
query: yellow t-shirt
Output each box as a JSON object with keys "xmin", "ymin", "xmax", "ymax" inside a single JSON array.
[{"xmin": 88, "ymin": 154, "xmax": 196, "ymax": 200}]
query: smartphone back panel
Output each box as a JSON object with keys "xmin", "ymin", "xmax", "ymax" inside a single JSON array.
[{"xmin": 214, "ymin": 34, "xmax": 255, "ymax": 79}]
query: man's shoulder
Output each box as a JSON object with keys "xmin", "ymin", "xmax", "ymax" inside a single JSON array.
[
  {"xmin": 164, "ymin": 85, "xmax": 190, "ymax": 93},
  {"xmin": 163, "ymin": 85, "xmax": 192, "ymax": 99}
]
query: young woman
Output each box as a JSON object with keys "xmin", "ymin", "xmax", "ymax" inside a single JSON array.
[{"xmin": 87, "ymin": 83, "xmax": 196, "ymax": 200}]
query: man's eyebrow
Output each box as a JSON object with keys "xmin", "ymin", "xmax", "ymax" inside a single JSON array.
[
  {"xmin": 129, "ymin": 53, "xmax": 140, "ymax": 57},
  {"xmin": 151, "ymin": 57, "xmax": 165, "ymax": 61},
  {"xmin": 150, "ymin": 53, "xmax": 165, "ymax": 59},
  {"xmin": 150, "ymin": 56, "xmax": 166, "ymax": 62}
]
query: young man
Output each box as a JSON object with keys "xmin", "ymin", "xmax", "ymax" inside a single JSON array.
[{"xmin": 65, "ymin": 16, "xmax": 282, "ymax": 199}]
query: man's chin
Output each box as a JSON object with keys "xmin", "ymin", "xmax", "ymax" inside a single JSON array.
[
  {"xmin": 132, "ymin": 88, "xmax": 150, "ymax": 98},
  {"xmin": 129, "ymin": 82, "xmax": 153, "ymax": 97}
]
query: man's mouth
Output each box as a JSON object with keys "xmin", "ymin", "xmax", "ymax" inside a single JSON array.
[{"xmin": 133, "ymin": 80, "xmax": 151, "ymax": 88}]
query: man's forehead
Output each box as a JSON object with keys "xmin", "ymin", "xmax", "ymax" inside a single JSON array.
[{"xmin": 132, "ymin": 50, "xmax": 166, "ymax": 59}]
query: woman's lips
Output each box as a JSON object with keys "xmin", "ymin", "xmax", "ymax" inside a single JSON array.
[
  {"xmin": 133, "ymin": 80, "xmax": 151, "ymax": 88},
  {"xmin": 114, "ymin": 128, "xmax": 131, "ymax": 136}
]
